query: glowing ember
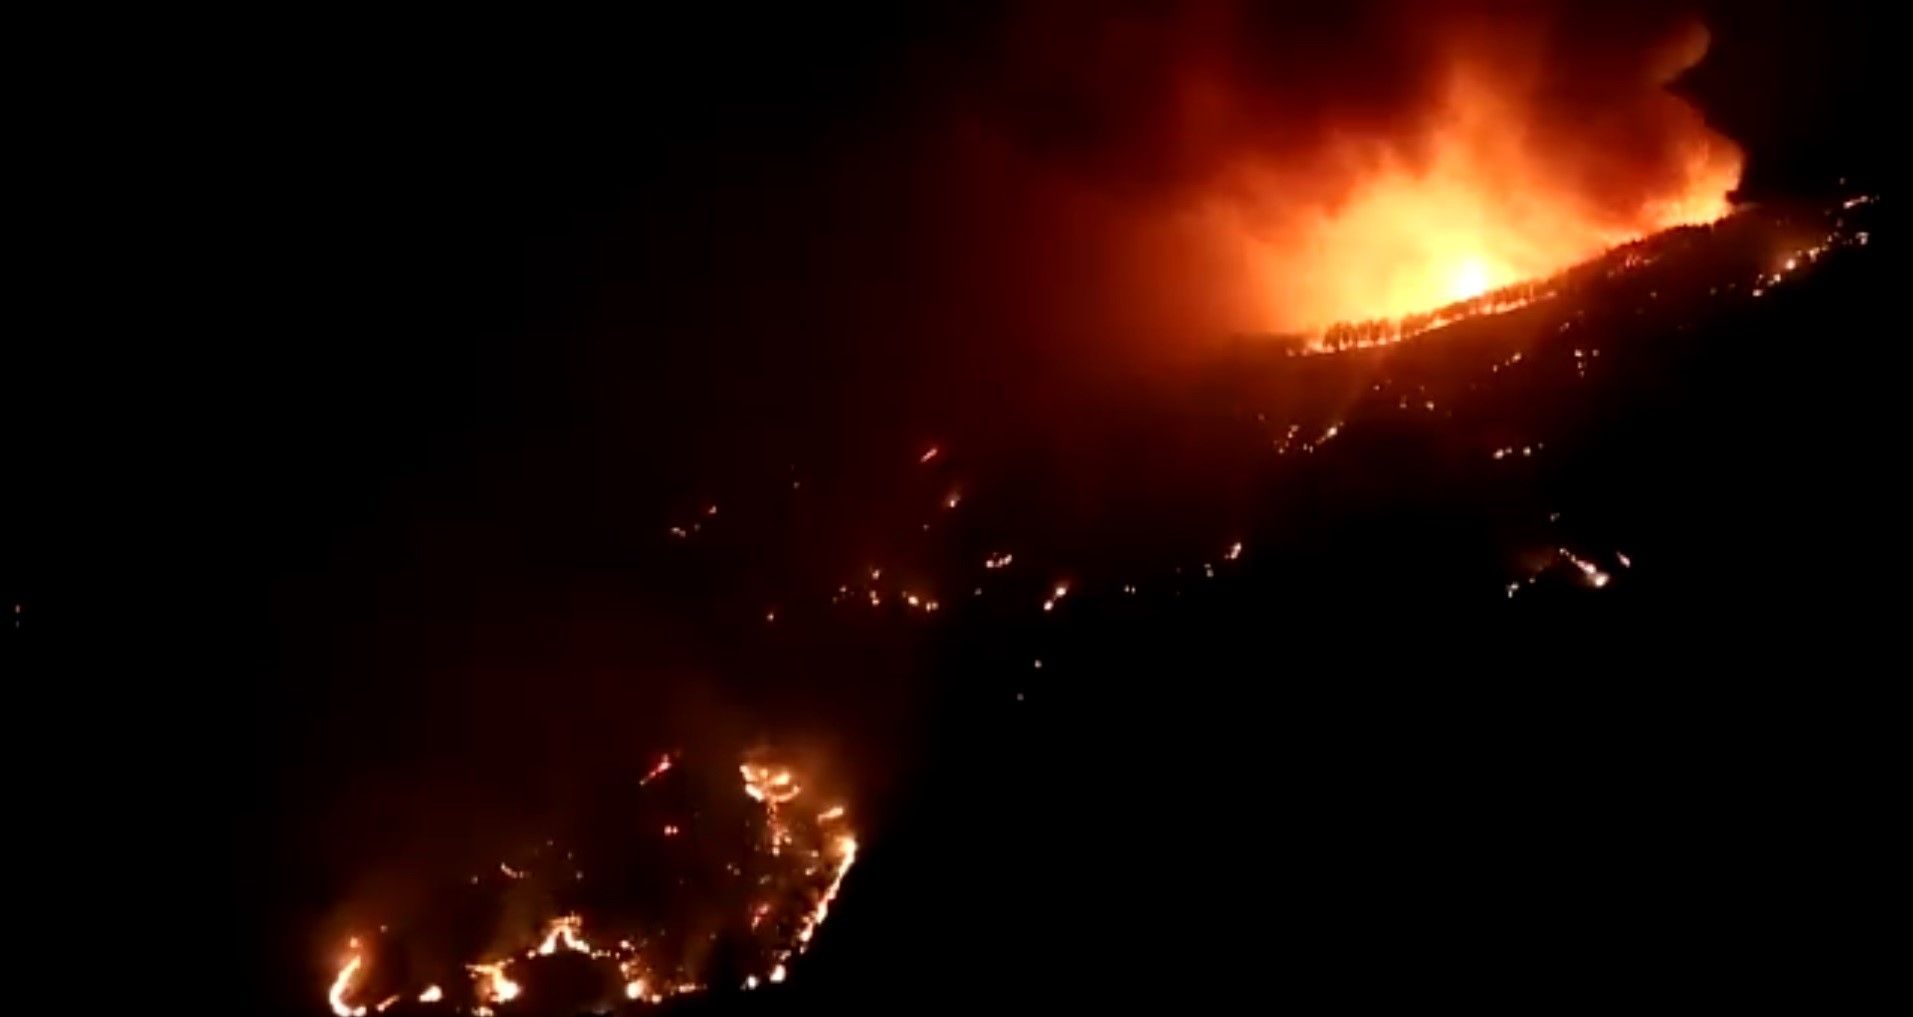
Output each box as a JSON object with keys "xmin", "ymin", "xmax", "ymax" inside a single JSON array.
[
  {"xmin": 743, "ymin": 763, "xmax": 803, "ymax": 856},
  {"xmin": 1558, "ymin": 548, "xmax": 1612, "ymax": 589},
  {"xmin": 639, "ymin": 753, "xmax": 674, "ymax": 786},
  {"xmin": 327, "ymin": 754, "xmax": 860, "ymax": 1013}
]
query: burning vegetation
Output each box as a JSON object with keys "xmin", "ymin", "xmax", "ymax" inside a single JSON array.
[
  {"xmin": 914, "ymin": 2, "xmax": 1747, "ymax": 359},
  {"xmin": 294, "ymin": 7, "xmax": 1887, "ymax": 1014},
  {"xmin": 1230, "ymin": 21, "xmax": 1741, "ymax": 332},
  {"xmin": 325, "ymin": 753, "xmax": 856, "ymax": 1015}
]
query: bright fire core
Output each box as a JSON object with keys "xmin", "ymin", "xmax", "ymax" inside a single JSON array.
[{"xmin": 1227, "ymin": 23, "xmax": 1741, "ymax": 332}]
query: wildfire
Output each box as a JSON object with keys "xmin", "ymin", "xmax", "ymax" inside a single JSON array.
[
  {"xmin": 326, "ymin": 753, "xmax": 859, "ymax": 1013},
  {"xmin": 1230, "ymin": 22, "xmax": 1741, "ymax": 345}
]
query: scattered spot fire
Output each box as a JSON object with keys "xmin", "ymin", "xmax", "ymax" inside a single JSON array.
[
  {"xmin": 325, "ymin": 754, "xmax": 856, "ymax": 1015},
  {"xmin": 652, "ymin": 193, "xmax": 1876, "ymax": 624},
  {"xmin": 322, "ymin": 186, "xmax": 1880, "ymax": 1013}
]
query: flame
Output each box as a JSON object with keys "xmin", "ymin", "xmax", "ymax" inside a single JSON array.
[
  {"xmin": 468, "ymin": 961, "xmax": 520, "ymax": 1009},
  {"xmin": 1227, "ymin": 23, "xmax": 1740, "ymax": 335},
  {"xmin": 742, "ymin": 763, "xmax": 803, "ymax": 856},
  {"xmin": 329, "ymin": 951, "xmax": 367, "ymax": 1017},
  {"xmin": 793, "ymin": 835, "xmax": 859, "ymax": 948},
  {"xmin": 741, "ymin": 766, "xmax": 799, "ymax": 801},
  {"xmin": 535, "ymin": 914, "xmax": 590, "ymax": 956},
  {"xmin": 323, "ymin": 754, "xmax": 861, "ymax": 1012}
]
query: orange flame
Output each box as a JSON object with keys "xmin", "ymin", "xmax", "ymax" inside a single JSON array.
[
  {"xmin": 1223, "ymin": 22, "xmax": 1740, "ymax": 333},
  {"xmin": 793, "ymin": 835, "xmax": 858, "ymax": 948},
  {"xmin": 535, "ymin": 914, "xmax": 591, "ymax": 956},
  {"xmin": 323, "ymin": 755, "xmax": 861, "ymax": 1013},
  {"xmin": 328, "ymin": 951, "xmax": 367, "ymax": 1017},
  {"xmin": 742, "ymin": 763, "xmax": 803, "ymax": 856},
  {"xmin": 468, "ymin": 960, "xmax": 521, "ymax": 1011}
]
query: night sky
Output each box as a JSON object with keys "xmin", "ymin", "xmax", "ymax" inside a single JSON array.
[{"xmin": 6, "ymin": 3, "xmax": 1892, "ymax": 1012}]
